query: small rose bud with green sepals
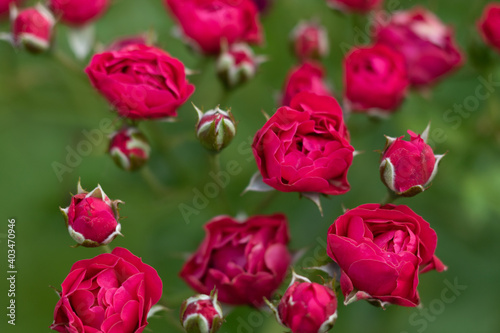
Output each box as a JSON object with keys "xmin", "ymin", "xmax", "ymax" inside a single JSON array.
[{"xmin": 194, "ymin": 105, "xmax": 236, "ymax": 152}]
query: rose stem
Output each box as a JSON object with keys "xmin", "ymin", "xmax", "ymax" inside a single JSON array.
[
  {"xmin": 140, "ymin": 165, "xmax": 170, "ymax": 196},
  {"xmin": 251, "ymin": 190, "xmax": 279, "ymax": 215},
  {"xmin": 380, "ymin": 190, "xmax": 399, "ymax": 206},
  {"xmin": 100, "ymin": 245, "xmax": 112, "ymax": 254},
  {"xmin": 209, "ymin": 152, "xmax": 232, "ymax": 215}
]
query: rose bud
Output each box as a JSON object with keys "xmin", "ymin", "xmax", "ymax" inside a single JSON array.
[
  {"xmin": 180, "ymin": 214, "xmax": 291, "ymax": 306},
  {"xmin": 180, "ymin": 293, "xmax": 223, "ymax": 333},
  {"xmin": 164, "ymin": 0, "xmax": 263, "ymax": 54},
  {"xmin": 282, "ymin": 61, "xmax": 332, "ymax": 106},
  {"xmin": 10, "ymin": 4, "xmax": 55, "ymax": 53},
  {"xmin": 478, "ymin": 3, "xmax": 500, "ymax": 53},
  {"xmin": 290, "ymin": 20, "xmax": 329, "ymax": 61},
  {"xmin": 275, "ymin": 272, "xmax": 338, "ymax": 333},
  {"xmin": 374, "ymin": 7, "xmax": 464, "ymax": 87},
  {"xmin": 253, "ymin": 92, "xmax": 353, "ymax": 196},
  {"xmin": 86, "ymin": 44, "xmax": 195, "ymax": 120},
  {"xmin": 60, "ymin": 181, "xmax": 123, "ymax": 247},
  {"xmin": 326, "ymin": 0, "xmax": 383, "ymax": 13},
  {"xmin": 194, "ymin": 105, "xmax": 236, "ymax": 152},
  {"xmin": 380, "ymin": 125, "xmax": 445, "ymax": 197},
  {"xmin": 48, "ymin": 0, "xmax": 109, "ymax": 26},
  {"xmin": 0, "ymin": 0, "xmax": 22, "ymax": 18},
  {"xmin": 344, "ymin": 44, "xmax": 409, "ymax": 116},
  {"xmin": 216, "ymin": 43, "xmax": 265, "ymax": 89},
  {"xmin": 50, "ymin": 247, "xmax": 163, "ymax": 332},
  {"xmin": 108, "ymin": 127, "xmax": 151, "ymax": 172},
  {"xmin": 327, "ymin": 203, "xmax": 446, "ymax": 308}
]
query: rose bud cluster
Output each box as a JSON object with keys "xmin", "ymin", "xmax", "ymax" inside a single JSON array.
[
  {"xmin": 327, "ymin": 203, "xmax": 446, "ymax": 307},
  {"xmin": 0, "ymin": 0, "xmax": 22, "ymax": 18},
  {"xmin": 194, "ymin": 105, "xmax": 237, "ymax": 152},
  {"xmin": 50, "ymin": 247, "xmax": 163, "ymax": 333},
  {"xmin": 326, "ymin": 0, "xmax": 383, "ymax": 13},
  {"xmin": 180, "ymin": 214, "xmax": 291, "ymax": 306},
  {"xmin": 344, "ymin": 44, "xmax": 409, "ymax": 116},
  {"xmin": 60, "ymin": 181, "xmax": 123, "ymax": 247},
  {"xmin": 49, "ymin": 0, "xmax": 109, "ymax": 26},
  {"xmin": 380, "ymin": 126, "xmax": 444, "ymax": 197},
  {"xmin": 253, "ymin": 92, "xmax": 354, "ymax": 196},
  {"xmin": 216, "ymin": 43, "xmax": 264, "ymax": 89},
  {"xmin": 108, "ymin": 127, "xmax": 151, "ymax": 172},
  {"xmin": 374, "ymin": 7, "xmax": 464, "ymax": 87},
  {"xmin": 478, "ymin": 3, "xmax": 500, "ymax": 53},
  {"xmin": 164, "ymin": 0, "xmax": 262, "ymax": 54},
  {"xmin": 86, "ymin": 43, "xmax": 195, "ymax": 120},
  {"xmin": 10, "ymin": 4, "xmax": 54, "ymax": 53},
  {"xmin": 282, "ymin": 62, "xmax": 332, "ymax": 106},
  {"xmin": 290, "ymin": 20, "xmax": 329, "ymax": 61},
  {"xmin": 275, "ymin": 273, "xmax": 338, "ymax": 333},
  {"xmin": 180, "ymin": 293, "xmax": 223, "ymax": 333}
]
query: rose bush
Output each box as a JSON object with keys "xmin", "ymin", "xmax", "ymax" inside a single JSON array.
[
  {"xmin": 179, "ymin": 214, "xmax": 291, "ymax": 306},
  {"xmin": 327, "ymin": 203, "xmax": 446, "ymax": 307},
  {"xmin": 86, "ymin": 43, "xmax": 195, "ymax": 120},
  {"xmin": 253, "ymin": 92, "xmax": 353, "ymax": 195},
  {"xmin": 50, "ymin": 247, "xmax": 163, "ymax": 332}
]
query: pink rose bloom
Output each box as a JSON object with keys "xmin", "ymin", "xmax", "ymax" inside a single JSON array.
[
  {"xmin": 282, "ymin": 62, "xmax": 331, "ymax": 106},
  {"xmin": 49, "ymin": 0, "xmax": 109, "ymax": 26},
  {"xmin": 380, "ymin": 128, "xmax": 444, "ymax": 197},
  {"xmin": 374, "ymin": 7, "xmax": 464, "ymax": 87},
  {"xmin": 327, "ymin": 204, "xmax": 447, "ymax": 307},
  {"xmin": 253, "ymin": 92, "xmax": 353, "ymax": 195},
  {"xmin": 0, "ymin": 0, "xmax": 22, "ymax": 18},
  {"xmin": 60, "ymin": 182, "xmax": 122, "ymax": 247},
  {"xmin": 11, "ymin": 4, "xmax": 54, "ymax": 53},
  {"xmin": 344, "ymin": 44, "xmax": 409, "ymax": 115},
  {"xmin": 50, "ymin": 247, "xmax": 163, "ymax": 332},
  {"xmin": 327, "ymin": 0, "xmax": 383, "ymax": 13},
  {"xmin": 478, "ymin": 3, "xmax": 500, "ymax": 53},
  {"xmin": 164, "ymin": 0, "xmax": 262, "ymax": 54},
  {"xmin": 86, "ymin": 44, "xmax": 195, "ymax": 120},
  {"xmin": 277, "ymin": 276, "xmax": 338, "ymax": 333},
  {"xmin": 290, "ymin": 20, "xmax": 329, "ymax": 61},
  {"xmin": 180, "ymin": 214, "xmax": 291, "ymax": 306}
]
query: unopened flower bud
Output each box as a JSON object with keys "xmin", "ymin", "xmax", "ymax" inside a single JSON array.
[
  {"xmin": 380, "ymin": 124, "xmax": 445, "ymax": 197},
  {"xmin": 194, "ymin": 105, "xmax": 236, "ymax": 152},
  {"xmin": 108, "ymin": 127, "xmax": 151, "ymax": 172},
  {"xmin": 273, "ymin": 272, "xmax": 338, "ymax": 333},
  {"xmin": 11, "ymin": 4, "xmax": 54, "ymax": 53},
  {"xmin": 290, "ymin": 20, "xmax": 329, "ymax": 61},
  {"xmin": 180, "ymin": 293, "xmax": 223, "ymax": 333},
  {"xmin": 60, "ymin": 181, "xmax": 123, "ymax": 247},
  {"xmin": 216, "ymin": 43, "xmax": 264, "ymax": 89}
]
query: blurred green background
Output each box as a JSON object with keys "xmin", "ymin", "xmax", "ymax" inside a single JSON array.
[{"xmin": 1, "ymin": 0, "xmax": 499, "ymax": 332}]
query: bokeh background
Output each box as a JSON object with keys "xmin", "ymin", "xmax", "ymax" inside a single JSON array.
[{"xmin": 1, "ymin": 0, "xmax": 500, "ymax": 332}]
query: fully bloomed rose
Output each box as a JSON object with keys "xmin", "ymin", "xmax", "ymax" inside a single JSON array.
[
  {"xmin": 180, "ymin": 214, "xmax": 291, "ymax": 306},
  {"xmin": 49, "ymin": 0, "xmax": 109, "ymax": 26},
  {"xmin": 50, "ymin": 247, "xmax": 163, "ymax": 333},
  {"xmin": 327, "ymin": 204, "xmax": 446, "ymax": 307},
  {"xmin": 374, "ymin": 7, "xmax": 464, "ymax": 87},
  {"xmin": 86, "ymin": 44, "xmax": 195, "ymax": 120},
  {"xmin": 253, "ymin": 92, "xmax": 354, "ymax": 195},
  {"xmin": 282, "ymin": 62, "xmax": 331, "ymax": 106},
  {"xmin": 344, "ymin": 44, "xmax": 409, "ymax": 115},
  {"xmin": 164, "ymin": 0, "xmax": 262, "ymax": 54},
  {"xmin": 478, "ymin": 3, "xmax": 500, "ymax": 53},
  {"xmin": 327, "ymin": 0, "xmax": 383, "ymax": 13}
]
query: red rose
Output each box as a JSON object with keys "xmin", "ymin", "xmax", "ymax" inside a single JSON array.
[
  {"xmin": 380, "ymin": 128, "xmax": 444, "ymax": 197},
  {"xmin": 86, "ymin": 44, "xmax": 195, "ymax": 120},
  {"xmin": 180, "ymin": 214, "xmax": 291, "ymax": 306},
  {"xmin": 344, "ymin": 44, "xmax": 409, "ymax": 115},
  {"xmin": 11, "ymin": 4, "xmax": 55, "ymax": 53},
  {"xmin": 327, "ymin": 204, "xmax": 446, "ymax": 307},
  {"xmin": 180, "ymin": 294, "xmax": 223, "ymax": 333},
  {"xmin": 374, "ymin": 7, "xmax": 464, "ymax": 87},
  {"xmin": 253, "ymin": 92, "xmax": 353, "ymax": 195},
  {"xmin": 50, "ymin": 247, "xmax": 163, "ymax": 332},
  {"xmin": 326, "ymin": 0, "xmax": 383, "ymax": 13},
  {"xmin": 478, "ymin": 4, "xmax": 500, "ymax": 53},
  {"xmin": 164, "ymin": 0, "xmax": 262, "ymax": 54},
  {"xmin": 0, "ymin": 0, "xmax": 22, "ymax": 18},
  {"xmin": 277, "ymin": 274, "xmax": 338, "ymax": 333},
  {"xmin": 49, "ymin": 0, "xmax": 109, "ymax": 26},
  {"xmin": 282, "ymin": 62, "xmax": 332, "ymax": 106}
]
